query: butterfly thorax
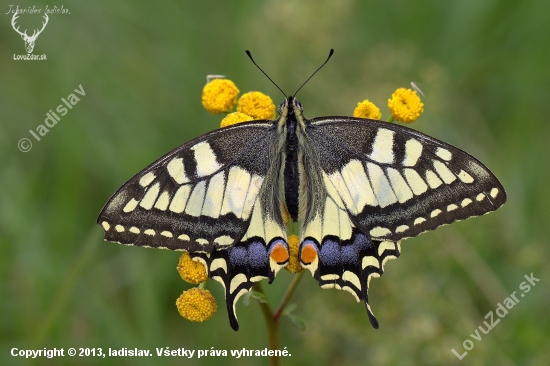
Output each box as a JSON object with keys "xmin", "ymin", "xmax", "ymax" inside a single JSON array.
[{"xmin": 278, "ymin": 97, "xmax": 315, "ymax": 223}]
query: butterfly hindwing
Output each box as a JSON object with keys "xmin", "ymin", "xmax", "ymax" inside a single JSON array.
[
  {"xmin": 306, "ymin": 117, "xmax": 506, "ymax": 242},
  {"xmin": 298, "ymin": 163, "xmax": 401, "ymax": 328},
  {"xmin": 190, "ymin": 195, "xmax": 289, "ymax": 330}
]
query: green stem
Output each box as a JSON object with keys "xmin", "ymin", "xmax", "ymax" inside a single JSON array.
[
  {"xmin": 254, "ymin": 270, "xmax": 305, "ymax": 366},
  {"xmin": 253, "ymin": 282, "xmax": 280, "ymax": 366},
  {"xmin": 273, "ymin": 271, "xmax": 304, "ymax": 321}
]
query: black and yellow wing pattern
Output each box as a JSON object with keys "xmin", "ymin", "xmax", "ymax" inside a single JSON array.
[
  {"xmin": 98, "ymin": 97, "xmax": 506, "ymax": 331},
  {"xmin": 98, "ymin": 120, "xmax": 289, "ymax": 330},
  {"xmin": 297, "ymin": 116, "xmax": 505, "ymax": 327}
]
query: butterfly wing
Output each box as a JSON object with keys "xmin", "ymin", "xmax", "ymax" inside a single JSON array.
[
  {"xmin": 97, "ymin": 120, "xmax": 289, "ymax": 330},
  {"xmin": 299, "ymin": 116, "xmax": 506, "ymax": 327},
  {"xmin": 307, "ymin": 117, "xmax": 506, "ymax": 240}
]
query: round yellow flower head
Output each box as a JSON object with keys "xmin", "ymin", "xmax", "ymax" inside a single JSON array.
[
  {"xmin": 237, "ymin": 91, "xmax": 276, "ymax": 120},
  {"xmin": 353, "ymin": 100, "xmax": 382, "ymax": 120},
  {"xmin": 388, "ymin": 88, "xmax": 424, "ymax": 123},
  {"xmin": 176, "ymin": 288, "xmax": 217, "ymax": 322},
  {"xmin": 202, "ymin": 79, "xmax": 240, "ymax": 114},
  {"xmin": 284, "ymin": 235, "xmax": 303, "ymax": 274},
  {"xmin": 177, "ymin": 252, "xmax": 209, "ymax": 284},
  {"xmin": 220, "ymin": 112, "xmax": 253, "ymax": 128}
]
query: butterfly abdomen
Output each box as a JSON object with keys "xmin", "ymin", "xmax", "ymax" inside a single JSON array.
[{"xmin": 283, "ymin": 150, "xmax": 300, "ymax": 222}]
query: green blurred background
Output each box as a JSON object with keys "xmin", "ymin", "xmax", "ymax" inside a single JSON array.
[{"xmin": 1, "ymin": 0, "xmax": 549, "ymax": 365}]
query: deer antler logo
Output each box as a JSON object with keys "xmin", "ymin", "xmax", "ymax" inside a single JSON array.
[{"xmin": 11, "ymin": 12, "xmax": 49, "ymax": 54}]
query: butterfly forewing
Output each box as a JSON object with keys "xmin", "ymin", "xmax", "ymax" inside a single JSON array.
[
  {"xmin": 306, "ymin": 117, "xmax": 506, "ymax": 242},
  {"xmin": 97, "ymin": 120, "xmax": 278, "ymax": 252}
]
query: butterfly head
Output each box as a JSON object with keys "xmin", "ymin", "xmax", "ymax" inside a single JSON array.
[{"xmin": 277, "ymin": 96, "xmax": 304, "ymax": 118}]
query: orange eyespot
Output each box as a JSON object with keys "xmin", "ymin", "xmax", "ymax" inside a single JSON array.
[
  {"xmin": 269, "ymin": 241, "xmax": 289, "ymax": 264},
  {"xmin": 300, "ymin": 243, "xmax": 318, "ymax": 264}
]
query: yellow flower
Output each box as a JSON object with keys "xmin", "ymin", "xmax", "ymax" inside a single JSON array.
[
  {"xmin": 353, "ymin": 100, "xmax": 382, "ymax": 120},
  {"xmin": 388, "ymin": 88, "xmax": 424, "ymax": 123},
  {"xmin": 237, "ymin": 92, "xmax": 276, "ymax": 120},
  {"xmin": 177, "ymin": 252, "xmax": 209, "ymax": 284},
  {"xmin": 202, "ymin": 79, "xmax": 239, "ymax": 114},
  {"xmin": 284, "ymin": 235, "xmax": 303, "ymax": 274},
  {"xmin": 176, "ymin": 288, "xmax": 217, "ymax": 322},
  {"xmin": 220, "ymin": 112, "xmax": 253, "ymax": 128}
]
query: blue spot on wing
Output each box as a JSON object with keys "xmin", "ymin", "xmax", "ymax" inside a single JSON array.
[
  {"xmin": 319, "ymin": 239, "xmax": 340, "ymax": 266},
  {"xmin": 352, "ymin": 233, "xmax": 373, "ymax": 251},
  {"xmin": 342, "ymin": 233, "xmax": 374, "ymax": 265},
  {"xmin": 229, "ymin": 246, "xmax": 247, "ymax": 266},
  {"xmin": 341, "ymin": 244, "xmax": 357, "ymax": 265},
  {"xmin": 247, "ymin": 241, "xmax": 268, "ymax": 268}
]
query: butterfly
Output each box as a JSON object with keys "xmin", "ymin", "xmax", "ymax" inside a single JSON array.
[{"xmin": 97, "ymin": 51, "xmax": 506, "ymax": 331}]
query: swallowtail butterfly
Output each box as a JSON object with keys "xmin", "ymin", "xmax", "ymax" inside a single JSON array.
[{"xmin": 97, "ymin": 50, "xmax": 506, "ymax": 331}]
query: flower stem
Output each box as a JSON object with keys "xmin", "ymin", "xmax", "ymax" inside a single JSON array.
[
  {"xmin": 253, "ymin": 282, "xmax": 280, "ymax": 366},
  {"xmin": 273, "ymin": 271, "xmax": 304, "ymax": 321},
  {"xmin": 253, "ymin": 270, "xmax": 305, "ymax": 366}
]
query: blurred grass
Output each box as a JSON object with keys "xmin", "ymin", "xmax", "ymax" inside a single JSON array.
[{"xmin": 1, "ymin": 0, "xmax": 549, "ymax": 365}]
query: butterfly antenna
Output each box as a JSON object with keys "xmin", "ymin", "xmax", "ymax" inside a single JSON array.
[
  {"xmin": 294, "ymin": 48, "xmax": 334, "ymax": 97},
  {"xmin": 245, "ymin": 50, "xmax": 287, "ymax": 98}
]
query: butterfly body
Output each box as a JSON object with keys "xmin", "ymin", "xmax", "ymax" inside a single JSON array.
[
  {"xmin": 282, "ymin": 99, "xmax": 301, "ymax": 221},
  {"xmin": 98, "ymin": 96, "xmax": 506, "ymax": 331}
]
